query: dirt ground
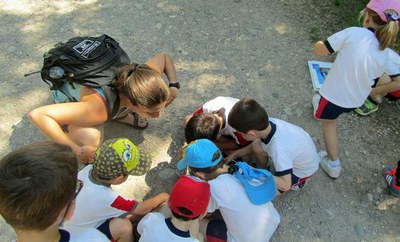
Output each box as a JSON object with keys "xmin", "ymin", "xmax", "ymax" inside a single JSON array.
[{"xmin": 1, "ymin": 0, "xmax": 400, "ymax": 241}]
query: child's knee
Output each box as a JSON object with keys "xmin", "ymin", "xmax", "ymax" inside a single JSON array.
[{"xmin": 110, "ymin": 218, "xmax": 133, "ymax": 239}]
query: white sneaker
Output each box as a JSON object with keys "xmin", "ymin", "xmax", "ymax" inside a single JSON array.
[
  {"xmin": 312, "ymin": 94, "xmax": 321, "ymax": 119},
  {"xmin": 318, "ymin": 151, "xmax": 341, "ymax": 178}
]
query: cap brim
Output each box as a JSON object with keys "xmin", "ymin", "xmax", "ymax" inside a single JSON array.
[
  {"xmin": 176, "ymin": 159, "xmax": 187, "ymax": 171},
  {"xmin": 234, "ymin": 162, "xmax": 276, "ymax": 205}
]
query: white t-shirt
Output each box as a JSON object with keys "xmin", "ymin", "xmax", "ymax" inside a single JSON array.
[
  {"xmin": 261, "ymin": 118, "xmax": 319, "ymax": 178},
  {"xmin": 137, "ymin": 212, "xmax": 200, "ymax": 242},
  {"xmin": 207, "ymin": 174, "xmax": 280, "ymax": 242},
  {"xmin": 59, "ymin": 227, "xmax": 109, "ymax": 242},
  {"xmin": 63, "ymin": 165, "xmax": 138, "ymax": 229},
  {"xmin": 319, "ymin": 27, "xmax": 399, "ymax": 108},
  {"xmin": 193, "ymin": 96, "xmax": 248, "ymax": 145}
]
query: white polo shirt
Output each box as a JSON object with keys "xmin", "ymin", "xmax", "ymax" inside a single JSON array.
[
  {"xmin": 63, "ymin": 165, "xmax": 138, "ymax": 229},
  {"xmin": 319, "ymin": 27, "xmax": 400, "ymax": 108},
  {"xmin": 207, "ymin": 174, "xmax": 280, "ymax": 242},
  {"xmin": 261, "ymin": 118, "xmax": 319, "ymax": 178}
]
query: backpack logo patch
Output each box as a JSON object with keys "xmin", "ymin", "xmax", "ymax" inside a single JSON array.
[{"xmin": 73, "ymin": 40, "xmax": 101, "ymax": 58}]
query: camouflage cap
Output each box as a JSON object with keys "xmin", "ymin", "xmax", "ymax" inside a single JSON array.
[{"xmin": 93, "ymin": 138, "xmax": 141, "ymax": 179}]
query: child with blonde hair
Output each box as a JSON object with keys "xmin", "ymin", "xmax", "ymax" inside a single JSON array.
[{"xmin": 312, "ymin": 0, "xmax": 400, "ymax": 178}]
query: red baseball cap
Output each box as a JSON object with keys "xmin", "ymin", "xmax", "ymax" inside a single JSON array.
[{"xmin": 169, "ymin": 175, "xmax": 211, "ymax": 220}]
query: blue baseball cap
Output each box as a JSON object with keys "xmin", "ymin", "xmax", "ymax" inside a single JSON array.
[
  {"xmin": 234, "ymin": 162, "xmax": 276, "ymax": 205},
  {"xmin": 177, "ymin": 139, "xmax": 223, "ymax": 170}
]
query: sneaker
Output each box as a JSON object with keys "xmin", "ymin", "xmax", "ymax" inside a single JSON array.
[
  {"xmin": 384, "ymin": 167, "xmax": 400, "ymax": 197},
  {"xmin": 354, "ymin": 100, "xmax": 378, "ymax": 116},
  {"xmin": 291, "ymin": 178, "xmax": 310, "ymax": 191},
  {"xmin": 318, "ymin": 151, "xmax": 341, "ymax": 178},
  {"xmin": 312, "ymin": 94, "xmax": 321, "ymax": 118}
]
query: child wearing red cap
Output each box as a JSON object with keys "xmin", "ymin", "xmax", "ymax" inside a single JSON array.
[
  {"xmin": 137, "ymin": 175, "xmax": 227, "ymax": 242},
  {"xmin": 312, "ymin": 0, "xmax": 400, "ymax": 178}
]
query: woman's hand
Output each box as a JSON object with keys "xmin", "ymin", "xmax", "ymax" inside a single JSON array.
[{"xmin": 166, "ymin": 86, "xmax": 179, "ymax": 106}]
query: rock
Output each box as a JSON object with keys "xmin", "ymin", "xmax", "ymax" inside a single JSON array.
[
  {"xmin": 324, "ymin": 209, "xmax": 334, "ymax": 220},
  {"xmin": 196, "ymin": 88, "xmax": 205, "ymax": 95},
  {"xmin": 367, "ymin": 193, "xmax": 373, "ymax": 202},
  {"xmin": 354, "ymin": 224, "xmax": 365, "ymax": 237}
]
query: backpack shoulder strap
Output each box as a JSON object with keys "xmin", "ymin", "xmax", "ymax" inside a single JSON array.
[{"xmin": 102, "ymin": 85, "xmax": 120, "ymax": 121}]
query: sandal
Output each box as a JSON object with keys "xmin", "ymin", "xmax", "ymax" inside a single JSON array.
[{"xmin": 130, "ymin": 112, "xmax": 149, "ymax": 130}]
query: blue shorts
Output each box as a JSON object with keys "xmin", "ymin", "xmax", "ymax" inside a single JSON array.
[{"xmin": 314, "ymin": 96, "xmax": 355, "ymax": 120}]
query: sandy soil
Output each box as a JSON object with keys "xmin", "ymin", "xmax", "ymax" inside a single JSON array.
[{"xmin": 1, "ymin": 0, "xmax": 399, "ymax": 241}]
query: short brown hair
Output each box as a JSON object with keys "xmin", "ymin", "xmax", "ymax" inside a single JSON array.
[
  {"xmin": 0, "ymin": 142, "xmax": 78, "ymax": 231},
  {"xmin": 185, "ymin": 113, "xmax": 221, "ymax": 143},
  {"xmin": 228, "ymin": 98, "xmax": 269, "ymax": 133},
  {"xmin": 114, "ymin": 63, "xmax": 170, "ymax": 109}
]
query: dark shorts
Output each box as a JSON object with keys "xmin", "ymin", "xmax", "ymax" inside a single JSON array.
[
  {"xmin": 97, "ymin": 219, "xmax": 113, "ymax": 240},
  {"xmin": 315, "ymin": 96, "xmax": 355, "ymax": 120},
  {"xmin": 206, "ymin": 219, "xmax": 227, "ymax": 242},
  {"xmin": 291, "ymin": 173, "xmax": 311, "ymax": 190}
]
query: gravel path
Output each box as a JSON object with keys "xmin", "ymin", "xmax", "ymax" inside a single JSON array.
[{"xmin": 1, "ymin": 0, "xmax": 399, "ymax": 241}]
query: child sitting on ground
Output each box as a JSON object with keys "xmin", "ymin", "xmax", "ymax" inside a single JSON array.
[
  {"xmin": 312, "ymin": 0, "xmax": 400, "ymax": 178},
  {"xmin": 63, "ymin": 138, "xmax": 169, "ymax": 242},
  {"xmin": 384, "ymin": 160, "xmax": 400, "ymax": 197},
  {"xmin": 137, "ymin": 175, "xmax": 225, "ymax": 242},
  {"xmin": 183, "ymin": 96, "xmax": 249, "ymax": 154},
  {"xmin": 0, "ymin": 141, "xmax": 108, "ymax": 242},
  {"xmin": 226, "ymin": 98, "xmax": 320, "ymax": 193},
  {"xmin": 177, "ymin": 139, "xmax": 280, "ymax": 242},
  {"xmin": 355, "ymin": 71, "xmax": 400, "ymax": 115}
]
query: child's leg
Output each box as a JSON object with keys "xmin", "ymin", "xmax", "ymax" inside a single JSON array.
[
  {"xmin": 321, "ymin": 119, "xmax": 338, "ymax": 161},
  {"xmin": 67, "ymin": 124, "xmax": 104, "ymax": 147},
  {"xmin": 370, "ymin": 74, "xmax": 400, "ymax": 103},
  {"xmin": 109, "ymin": 217, "xmax": 134, "ymax": 242}
]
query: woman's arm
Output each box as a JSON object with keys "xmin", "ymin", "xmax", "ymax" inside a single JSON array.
[
  {"xmin": 28, "ymin": 91, "xmax": 107, "ymax": 161},
  {"xmin": 145, "ymin": 53, "xmax": 179, "ymax": 105}
]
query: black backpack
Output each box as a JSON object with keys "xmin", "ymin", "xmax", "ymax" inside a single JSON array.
[{"xmin": 26, "ymin": 34, "xmax": 131, "ymax": 120}]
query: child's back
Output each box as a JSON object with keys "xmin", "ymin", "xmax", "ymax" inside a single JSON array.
[
  {"xmin": 207, "ymin": 173, "xmax": 280, "ymax": 242},
  {"xmin": 265, "ymin": 118, "xmax": 319, "ymax": 179},
  {"xmin": 319, "ymin": 26, "xmax": 393, "ymax": 108},
  {"xmin": 177, "ymin": 139, "xmax": 280, "ymax": 242}
]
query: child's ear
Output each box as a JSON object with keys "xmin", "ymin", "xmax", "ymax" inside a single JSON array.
[
  {"xmin": 247, "ymin": 130, "xmax": 257, "ymax": 136},
  {"xmin": 216, "ymin": 108, "xmax": 225, "ymax": 117}
]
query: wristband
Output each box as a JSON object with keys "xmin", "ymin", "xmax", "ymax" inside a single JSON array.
[{"xmin": 168, "ymin": 82, "xmax": 180, "ymax": 89}]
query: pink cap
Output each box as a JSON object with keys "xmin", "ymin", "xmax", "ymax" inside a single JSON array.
[{"xmin": 367, "ymin": 0, "xmax": 400, "ymax": 22}]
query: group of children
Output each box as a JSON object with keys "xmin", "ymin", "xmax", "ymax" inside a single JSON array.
[{"xmin": 1, "ymin": 0, "xmax": 400, "ymax": 241}]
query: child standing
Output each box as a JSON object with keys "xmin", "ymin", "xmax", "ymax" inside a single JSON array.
[
  {"xmin": 177, "ymin": 139, "xmax": 280, "ymax": 242},
  {"xmin": 63, "ymin": 138, "xmax": 169, "ymax": 242},
  {"xmin": 312, "ymin": 0, "xmax": 400, "ymax": 178},
  {"xmin": 0, "ymin": 141, "xmax": 108, "ymax": 242},
  {"xmin": 137, "ymin": 175, "xmax": 212, "ymax": 241},
  {"xmin": 226, "ymin": 98, "xmax": 320, "ymax": 193}
]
